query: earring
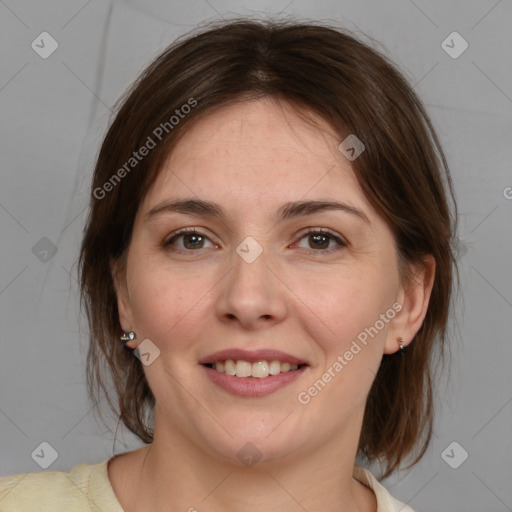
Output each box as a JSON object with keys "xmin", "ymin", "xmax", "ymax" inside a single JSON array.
[
  {"xmin": 397, "ymin": 336, "xmax": 405, "ymax": 353},
  {"xmin": 120, "ymin": 331, "xmax": 136, "ymax": 343}
]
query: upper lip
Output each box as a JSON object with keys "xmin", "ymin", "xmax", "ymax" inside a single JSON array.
[{"xmin": 198, "ymin": 348, "xmax": 308, "ymax": 366}]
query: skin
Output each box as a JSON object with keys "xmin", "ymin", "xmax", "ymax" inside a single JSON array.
[{"xmin": 109, "ymin": 97, "xmax": 435, "ymax": 512}]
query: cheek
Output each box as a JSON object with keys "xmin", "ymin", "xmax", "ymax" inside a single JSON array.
[
  {"xmin": 297, "ymin": 263, "xmax": 396, "ymax": 351},
  {"xmin": 127, "ymin": 262, "xmax": 211, "ymax": 350},
  {"xmin": 299, "ymin": 288, "xmax": 391, "ymax": 410},
  {"xmin": 314, "ymin": 263, "xmax": 399, "ymax": 402}
]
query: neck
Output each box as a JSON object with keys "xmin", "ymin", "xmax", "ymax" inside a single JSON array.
[
  {"xmin": 133, "ymin": 448, "xmax": 368, "ymax": 512},
  {"xmin": 116, "ymin": 410, "xmax": 375, "ymax": 512}
]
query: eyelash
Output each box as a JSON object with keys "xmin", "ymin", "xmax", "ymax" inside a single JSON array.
[{"xmin": 162, "ymin": 227, "xmax": 347, "ymax": 255}]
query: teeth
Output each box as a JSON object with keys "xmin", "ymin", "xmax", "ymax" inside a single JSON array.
[
  {"xmin": 210, "ymin": 359, "xmax": 300, "ymax": 378},
  {"xmin": 252, "ymin": 361, "xmax": 269, "ymax": 378},
  {"xmin": 224, "ymin": 360, "xmax": 236, "ymax": 376},
  {"xmin": 235, "ymin": 360, "xmax": 252, "ymax": 377},
  {"xmin": 269, "ymin": 360, "xmax": 281, "ymax": 375},
  {"xmin": 281, "ymin": 362, "xmax": 291, "ymax": 372}
]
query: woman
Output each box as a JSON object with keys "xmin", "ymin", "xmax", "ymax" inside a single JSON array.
[{"xmin": 0, "ymin": 18, "xmax": 457, "ymax": 512}]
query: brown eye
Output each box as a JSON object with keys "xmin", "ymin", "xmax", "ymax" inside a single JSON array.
[
  {"xmin": 163, "ymin": 228, "xmax": 216, "ymax": 252},
  {"xmin": 295, "ymin": 229, "xmax": 347, "ymax": 254},
  {"xmin": 308, "ymin": 233, "xmax": 330, "ymax": 250},
  {"xmin": 181, "ymin": 232, "xmax": 205, "ymax": 249}
]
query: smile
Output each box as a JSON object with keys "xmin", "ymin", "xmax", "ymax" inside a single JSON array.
[
  {"xmin": 199, "ymin": 348, "xmax": 309, "ymax": 396},
  {"xmin": 203, "ymin": 359, "xmax": 303, "ymax": 378}
]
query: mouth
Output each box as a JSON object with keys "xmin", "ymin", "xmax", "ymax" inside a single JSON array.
[
  {"xmin": 198, "ymin": 348, "xmax": 309, "ymax": 396},
  {"xmin": 202, "ymin": 359, "xmax": 307, "ymax": 378}
]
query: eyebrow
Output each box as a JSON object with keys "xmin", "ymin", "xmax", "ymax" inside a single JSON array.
[{"xmin": 144, "ymin": 198, "xmax": 370, "ymax": 224}]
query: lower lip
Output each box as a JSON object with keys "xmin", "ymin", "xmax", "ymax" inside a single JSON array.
[{"xmin": 201, "ymin": 365, "xmax": 307, "ymax": 397}]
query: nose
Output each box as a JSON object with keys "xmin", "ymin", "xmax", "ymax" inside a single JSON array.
[{"xmin": 215, "ymin": 244, "xmax": 288, "ymax": 330}]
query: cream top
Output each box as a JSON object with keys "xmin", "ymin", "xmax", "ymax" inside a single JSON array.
[{"xmin": 0, "ymin": 458, "xmax": 415, "ymax": 511}]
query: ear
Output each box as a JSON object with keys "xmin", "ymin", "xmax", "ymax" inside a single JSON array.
[
  {"xmin": 110, "ymin": 256, "xmax": 137, "ymax": 349},
  {"xmin": 383, "ymin": 255, "xmax": 436, "ymax": 355}
]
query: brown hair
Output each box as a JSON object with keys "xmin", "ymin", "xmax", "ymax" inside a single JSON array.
[{"xmin": 78, "ymin": 17, "xmax": 458, "ymax": 479}]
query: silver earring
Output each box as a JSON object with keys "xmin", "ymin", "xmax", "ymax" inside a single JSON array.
[{"xmin": 120, "ymin": 331, "xmax": 136, "ymax": 343}]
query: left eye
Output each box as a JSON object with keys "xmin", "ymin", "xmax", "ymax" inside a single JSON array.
[{"xmin": 295, "ymin": 230, "xmax": 347, "ymax": 253}]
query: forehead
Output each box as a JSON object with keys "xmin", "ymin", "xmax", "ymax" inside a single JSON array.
[{"xmin": 140, "ymin": 98, "xmax": 368, "ymax": 217}]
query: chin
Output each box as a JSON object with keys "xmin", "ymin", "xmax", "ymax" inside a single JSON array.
[{"xmin": 196, "ymin": 415, "xmax": 308, "ymax": 467}]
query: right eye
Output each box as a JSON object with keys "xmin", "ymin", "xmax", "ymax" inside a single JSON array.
[{"xmin": 162, "ymin": 228, "xmax": 218, "ymax": 253}]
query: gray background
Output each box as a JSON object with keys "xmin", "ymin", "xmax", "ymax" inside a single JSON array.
[{"xmin": 1, "ymin": 1, "xmax": 511, "ymax": 511}]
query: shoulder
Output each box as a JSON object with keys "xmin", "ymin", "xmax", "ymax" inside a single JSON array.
[
  {"xmin": 353, "ymin": 465, "xmax": 416, "ymax": 512},
  {"xmin": 0, "ymin": 459, "xmax": 123, "ymax": 512}
]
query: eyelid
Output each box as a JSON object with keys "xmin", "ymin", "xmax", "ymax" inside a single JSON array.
[
  {"xmin": 163, "ymin": 227, "xmax": 218, "ymax": 249},
  {"xmin": 163, "ymin": 226, "xmax": 348, "ymax": 254},
  {"xmin": 292, "ymin": 227, "xmax": 348, "ymax": 254},
  {"xmin": 295, "ymin": 227, "xmax": 347, "ymax": 244}
]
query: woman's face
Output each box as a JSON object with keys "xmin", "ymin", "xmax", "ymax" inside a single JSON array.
[{"xmin": 114, "ymin": 98, "xmax": 418, "ymax": 465}]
